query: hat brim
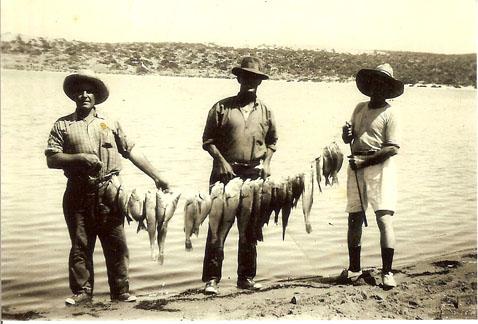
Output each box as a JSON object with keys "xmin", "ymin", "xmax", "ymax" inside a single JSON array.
[
  {"xmin": 232, "ymin": 67, "xmax": 269, "ymax": 80},
  {"xmin": 356, "ymin": 69, "xmax": 404, "ymax": 99},
  {"xmin": 63, "ymin": 74, "xmax": 109, "ymax": 104}
]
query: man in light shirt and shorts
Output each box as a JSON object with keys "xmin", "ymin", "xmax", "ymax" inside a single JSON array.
[{"xmin": 341, "ymin": 63, "xmax": 404, "ymax": 288}]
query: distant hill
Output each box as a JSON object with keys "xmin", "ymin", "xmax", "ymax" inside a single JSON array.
[{"xmin": 1, "ymin": 34, "xmax": 476, "ymax": 87}]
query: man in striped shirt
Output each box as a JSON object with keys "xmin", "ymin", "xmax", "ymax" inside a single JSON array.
[{"xmin": 45, "ymin": 71, "xmax": 169, "ymax": 306}]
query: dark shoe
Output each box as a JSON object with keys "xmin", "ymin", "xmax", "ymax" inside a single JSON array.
[
  {"xmin": 65, "ymin": 292, "xmax": 92, "ymax": 306},
  {"xmin": 111, "ymin": 292, "xmax": 137, "ymax": 302},
  {"xmin": 204, "ymin": 279, "xmax": 218, "ymax": 295},
  {"xmin": 237, "ymin": 278, "xmax": 262, "ymax": 291}
]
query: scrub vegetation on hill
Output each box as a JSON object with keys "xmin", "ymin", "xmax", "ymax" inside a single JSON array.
[{"xmin": 1, "ymin": 35, "xmax": 476, "ymax": 88}]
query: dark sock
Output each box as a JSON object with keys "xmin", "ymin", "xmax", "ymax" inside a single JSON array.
[
  {"xmin": 348, "ymin": 246, "xmax": 361, "ymax": 272},
  {"xmin": 381, "ymin": 247, "xmax": 394, "ymax": 273}
]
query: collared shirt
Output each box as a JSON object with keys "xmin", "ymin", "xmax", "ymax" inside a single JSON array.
[
  {"xmin": 202, "ymin": 95, "xmax": 278, "ymax": 163},
  {"xmin": 45, "ymin": 109, "xmax": 135, "ymax": 181},
  {"xmin": 350, "ymin": 101, "xmax": 400, "ymax": 153}
]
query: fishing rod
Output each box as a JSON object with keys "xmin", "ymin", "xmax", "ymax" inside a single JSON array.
[{"xmin": 349, "ymin": 141, "xmax": 368, "ymax": 227}]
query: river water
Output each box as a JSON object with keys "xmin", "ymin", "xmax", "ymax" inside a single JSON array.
[{"xmin": 1, "ymin": 69, "xmax": 476, "ymax": 312}]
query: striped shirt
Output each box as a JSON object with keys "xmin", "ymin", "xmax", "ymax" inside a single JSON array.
[
  {"xmin": 45, "ymin": 109, "xmax": 135, "ymax": 181},
  {"xmin": 202, "ymin": 96, "xmax": 278, "ymax": 163}
]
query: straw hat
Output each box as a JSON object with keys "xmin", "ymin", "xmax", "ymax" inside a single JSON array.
[
  {"xmin": 356, "ymin": 63, "xmax": 404, "ymax": 99},
  {"xmin": 63, "ymin": 71, "xmax": 109, "ymax": 104},
  {"xmin": 232, "ymin": 56, "xmax": 269, "ymax": 80}
]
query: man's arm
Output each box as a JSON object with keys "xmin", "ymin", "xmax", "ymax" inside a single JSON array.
[
  {"xmin": 261, "ymin": 147, "xmax": 274, "ymax": 178},
  {"xmin": 128, "ymin": 147, "xmax": 170, "ymax": 191},
  {"xmin": 203, "ymin": 143, "xmax": 236, "ymax": 180},
  {"xmin": 47, "ymin": 152, "xmax": 102, "ymax": 171},
  {"xmin": 349, "ymin": 145, "xmax": 399, "ymax": 170}
]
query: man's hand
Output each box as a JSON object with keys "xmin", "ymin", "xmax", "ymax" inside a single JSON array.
[
  {"xmin": 218, "ymin": 159, "xmax": 236, "ymax": 181},
  {"xmin": 155, "ymin": 178, "xmax": 170, "ymax": 192},
  {"xmin": 79, "ymin": 153, "xmax": 103, "ymax": 173},
  {"xmin": 348, "ymin": 155, "xmax": 368, "ymax": 170},
  {"xmin": 342, "ymin": 122, "xmax": 353, "ymax": 144}
]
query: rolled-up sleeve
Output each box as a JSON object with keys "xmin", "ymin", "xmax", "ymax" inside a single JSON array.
[
  {"xmin": 202, "ymin": 104, "xmax": 220, "ymax": 150},
  {"xmin": 265, "ymin": 109, "xmax": 278, "ymax": 152},
  {"xmin": 114, "ymin": 120, "xmax": 135, "ymax": 159},
  {"xmin": 45, "ymin": 122, "xmax": 64, "ymax": 157},
  {"xmin": 384, "ymin": 109, "xmax": 400, "ymax": 148}
]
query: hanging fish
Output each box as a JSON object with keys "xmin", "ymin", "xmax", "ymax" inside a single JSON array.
[
  {"xmin": 302, "ymin": 163, "xmax": 314, "ymax": 234},
  {"xmin": 144, "ymin": 190, "xmax": 159, "ymax": 261},
  {"xmin": 208, "ymin": 182, "xmax": 225, "ymax": 246},
  {"xmin": 218, "ymin": 178, "xmax": 243, "ymax": 249},
  {"xmin": 281, "ymin": 179, "xmax": 294, "ymax": 240},
  {"xmin": 322, "ymin": 145, "xmax": 333, "ymax": 186},
  {"xmin": 259, "ymin": 178, "xmax": 273, "ymax": 227},
  {"xmin": 184, "ymin": 194, "xmax": 200, "ymax": 250},
  {"xmin": 273, "ymin": 180, "xmax": 287, "ymax": 224},
  {"xmin": 196, "ymin": 192, "xmax": 212, "ymax": 232},
  {"xmin": 251, "ymin": 178, "xmax": 264, "ymax": 243},
  {"xmin": 237, "ymin": 179, "xmax": 254, "ymax": 243},
  {"xmin": 157, "ymin": 192, "xmax": 181, "ymax": 265},
  {"xmin": 315, "ymin": 155, "xmax": 323, "ymax": 192}
]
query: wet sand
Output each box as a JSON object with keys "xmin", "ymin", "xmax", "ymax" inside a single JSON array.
[{"xmin": 2, "ymin": 248, "xmax": 476, "ymax": 320}]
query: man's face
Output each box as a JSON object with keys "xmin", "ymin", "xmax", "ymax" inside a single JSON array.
[
  {"xmin": 74, "ymin": 82, "xmax": 96, "ymax": 111},
  {"xmin": 369, "ymin": 77, "xmax": 388, "ymax": 99},
  {"xmin": 237, "ymin": 73, "xmax": 263, "ymax": 91}
]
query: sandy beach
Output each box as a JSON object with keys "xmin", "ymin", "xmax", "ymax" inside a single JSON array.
[{"xmin": 2, "ymin": 248, "xmax": 476, "ymax": 321}]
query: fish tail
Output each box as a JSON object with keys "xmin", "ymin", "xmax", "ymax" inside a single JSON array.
[
  {"xmin": 305, "ymin": 222, "xmax": 313, "ymax": 234},
  {"xmin": 185, "ymin": 239, "xmax": 193, "ymax": 251},
  {"xmin": 136, "ymin": 220, "xmax": 147, "ymax": 233}
]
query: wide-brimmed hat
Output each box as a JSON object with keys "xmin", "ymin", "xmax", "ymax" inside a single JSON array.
[
  {"xmin": 63, "ymin": 71, "xmax": 109, "ymax": 104},
  {"xmin": 356, "ymin": 63, "xmax": 404, "ymax": 99},
  {"xmin": 232, "ymin": 56, "xmax": 269, "ymax": 80}
]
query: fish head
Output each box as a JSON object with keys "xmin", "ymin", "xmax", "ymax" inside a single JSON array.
[{"xmin": 210, "ymin": 182, "xmax": 225, "ymax": 198}]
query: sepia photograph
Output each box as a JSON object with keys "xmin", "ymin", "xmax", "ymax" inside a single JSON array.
[{"xmin": 1, "ymin": 0, "xmax": 476, "ymax": 321}]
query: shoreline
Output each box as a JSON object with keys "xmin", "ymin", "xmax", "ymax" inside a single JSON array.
[
  {"xmin": 2, "ymin": 248, "xmax": 476, "ymax": 320},
  {"xmin": 1, "ymin": 66, "xmax": 476, "ymax": 90}
]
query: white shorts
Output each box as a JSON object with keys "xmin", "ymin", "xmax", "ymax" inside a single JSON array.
[{"xmin": 346, "ymin": 157, "xmax": 397, "ymax": 213}]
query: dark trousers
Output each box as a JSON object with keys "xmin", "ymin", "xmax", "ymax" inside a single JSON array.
[
  {"xmin": 63, "ymin": 181, "xmax": 129, "ymax": 296},
  {"xmin": 202, "ymin": 164, "xmax": 261, "ymax": 283}
]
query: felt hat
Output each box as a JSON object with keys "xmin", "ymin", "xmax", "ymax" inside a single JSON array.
[
  {"xmin": 63, "ymin": 70, "xmax": 109, "ymax": 104},
  {"xmin": 356, "ymin": 63, "xmax": 404, "ymax": 99},
  {"xmin": 232, "ymin": 56, "xmax": 269, "ymax": 80}
]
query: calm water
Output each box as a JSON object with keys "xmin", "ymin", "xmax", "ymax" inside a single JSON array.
[{"xmin": 1, "ymin": 70, "xmax": 476, "ymax": 312}]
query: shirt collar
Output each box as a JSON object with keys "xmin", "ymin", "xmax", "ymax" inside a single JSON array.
[{"xmin": 73, "ymin": 108, "xmax": 106, "ymax": 122}]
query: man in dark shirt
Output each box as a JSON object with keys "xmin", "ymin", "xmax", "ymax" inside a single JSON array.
[
  {"xmin": 201, "ymin": 57, "xmax": 278, "ymax": 295},
  {"xmin": 45, "ymin": 71, "xmax": 170, "ymax": 305}
]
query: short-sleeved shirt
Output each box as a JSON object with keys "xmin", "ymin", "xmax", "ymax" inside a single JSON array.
[
  {"xmin": 45, "ymin": 109, "xmax": 135, "ymax": 181},
  {"xmin": 350, "ymin": 101, "xmax": 400, "ymax": 153},
  {"xmin": 202, "ymin": 96, "xmax": 278, "ymax": 163}
]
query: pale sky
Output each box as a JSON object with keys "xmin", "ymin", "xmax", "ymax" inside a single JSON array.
[{"xmin": 1, "ymin": 0, "xmax": 476, "ymax": 54}]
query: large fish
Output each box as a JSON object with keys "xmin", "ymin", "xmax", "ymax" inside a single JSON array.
[
  {"xmin": 218, "ymin": 178, "xmax": 243, "ymax": 248},
  {"xmin": 127, "ymin": 189, "xmax": 145, "ymax": 231},
  {"xmin": 157, "ymin": 192, "xmax": 181, "ymax": 264},
  {"xmin": 184, "ymin": 194, "xmax": 199, "ymax": 250},
  {"xmin": 259, "ymin": 178, "xmax": 273, "ymax": 227},
  {"xmin": 322, "ymin": 146, "xmax": 333, "ymax": 186},
  {"xmin": 208, "ymin": 182, "xmax": 225, "ymax": 246},
  {"xmin": 274, "ymin": 180, "xmax": 287, "ymax": 224},
  {"xmin": 103, "ymin": 175, "xmax": 122, "ymax": 212},
  {"xmin": 117, "ymin": 185, "xmax": 133, "ymax": 224},
  {"xmin": 237, "ymin": 179, "xmax": 254, "ymax": 243},
  {"xmin": 144, "ymin": 191, "xmax": 159, "ymax": 261},
  {"xmin": 195, "ymin": 192, "xmax": 212, "ymax": 235},
  {"xmin": 330, "ymin": 142, "xmax": 344, "ymax": 185},
  {"xmin": 302, "ymin": 163, "xmax": 314, "ymax": 233},
  {"xmin": 251, "ymin": 178, "xmax": 264, "ymax": 242},
  {"xmin": 281, "ymin": 179, "xmax": 294, "ymax": 240},
  {"xmin": 315, "ymin": 155, "xmax": 323, "ymax": 192}
]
